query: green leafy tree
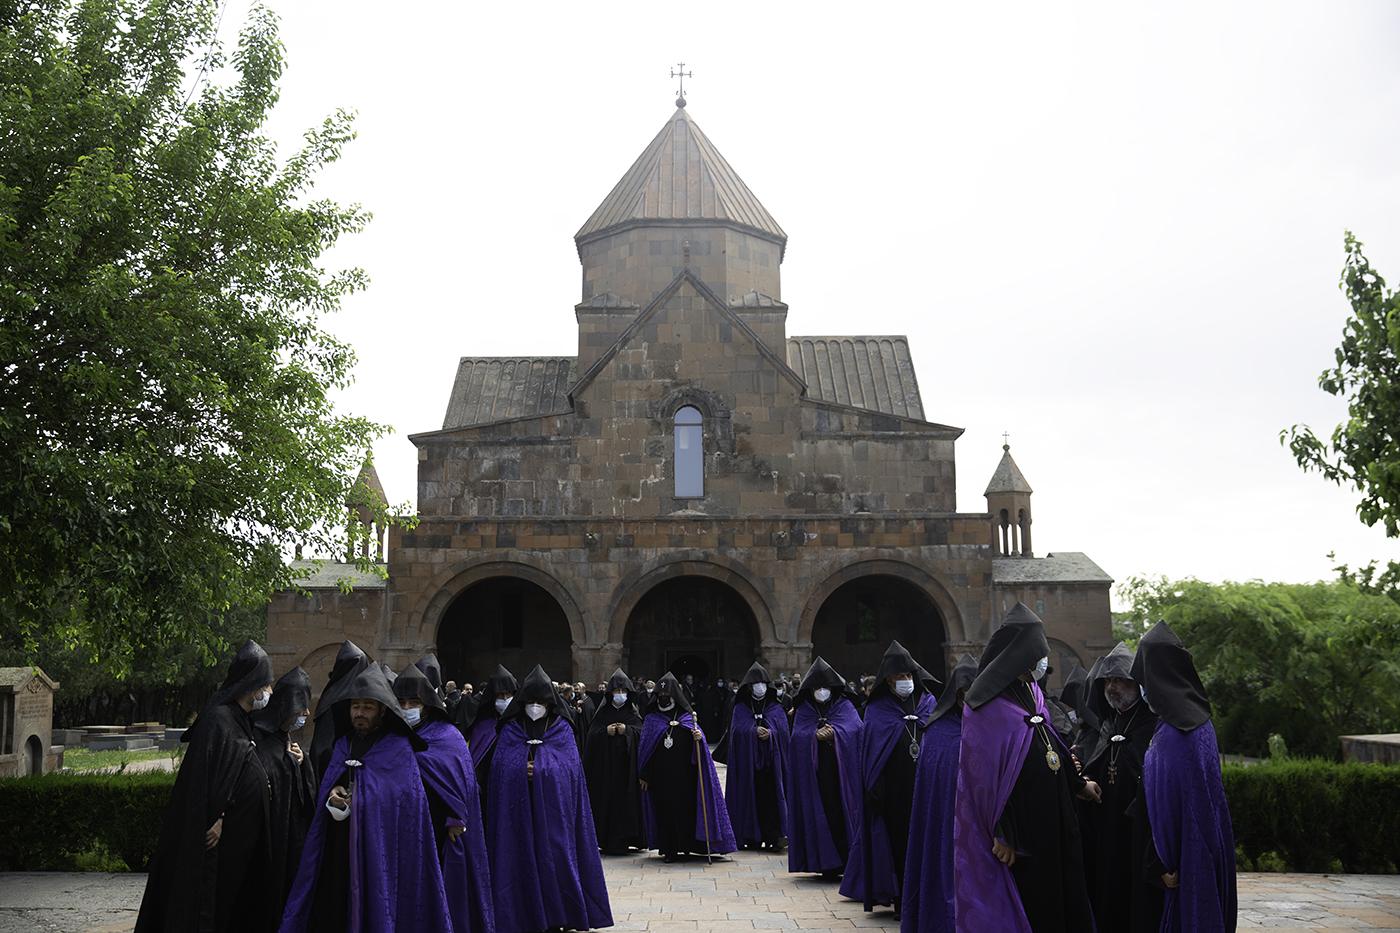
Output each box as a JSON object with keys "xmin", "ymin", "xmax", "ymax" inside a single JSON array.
[
  {"xmin": 0, "ymin": 0, "xmax": 397, "ymax": 677},
  {"xmin": 1120, "ymin": 576, "xmax": 1400, "ymax": 758}
]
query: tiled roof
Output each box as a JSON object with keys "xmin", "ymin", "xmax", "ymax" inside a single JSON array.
[
  {"xmin": 985, "ymin": 446, "xmax": 1034, "ymax": 495},
  {"xmin": 443, "ymin": 357, "xmax": 577, "ymax": 429},
  {"xmin": 289, "ymin": 561, "xmax": 388, "ymax": 590},
  {"xmin": 576, "ymin": 107, "xmax": 786, "ymax": 248},
  {"xmin": 993, "ymin": 552, "xmax": 1112, "ymax": 584},
  {"xmin": 786, "ymin": 336, "xmax": 925, "ymax": 420}
]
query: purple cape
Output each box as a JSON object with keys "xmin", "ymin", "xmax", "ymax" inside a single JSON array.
[
  {"xmin": 485, "ymin": 717, "xmax": 613, "ymax": 933},
  {"xmin": 724, "ymin": 698, "xmax": 791, "ymax": 846},
  {"xmin": 901, "ymin": 714, "xmax": 962, "ymax": 933},
  {"xmin": 466, "ymin": 714, "xmax": 499, "ymax": 764},
  {"xmin": 415, "ymin": 718, "xmax": 495, "ymax": 933},
  {"xmin": 1144, "ymin": 719, "xmax": 1237, "ymax": 933},
  {"xmin": 953, "ymin": 684, "xmax": 1061, "ymax": 933},
  {"xmin": 278, "ymin": 731, "xmax": 452, "ymax": 933},
  {"xmin": 637, "ymin": 710, "xmax": 736, "ymax": 854},
  {"xmin": 787, "ymin": 697, "xmax": 863, "ymax": 873},
  {"xmin": 839, "ymin": 690, "xmax": 936, "ymax": 908}
]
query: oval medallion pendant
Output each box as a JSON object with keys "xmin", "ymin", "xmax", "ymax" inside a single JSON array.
[
  {"xmin": 909, "ymin": 741, "xmax": 920, "ymax": 760},
  {"xmin": 1045, "ymin": 747, "xmax": 1061, "ymax": 772},
  {"xmin": 663, "ymin": 734, "xmax": 674, "ymax": 750}
]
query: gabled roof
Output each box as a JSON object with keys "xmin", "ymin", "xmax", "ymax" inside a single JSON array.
[
  {"xmin": 786, "ymin": 336, "xmax": 925, "ymax": 420},
  {"xmin": 985, "ymin": 444, "xmax": 1033, "ymax": 496},
  {"xmin": 0, "ymin": 666, "xmax": 58, "ymax": 691},
  {"xmin": 575, "ymin": 107, "xmax": 787, "ymax": 252},
  {"xmin": 289, "ymin": 560, "xmax": 388, "ymax": 590},
  {"xmin": 442, "ymin": 357, "xmax": 577, "ymax": 429},
  {"xmin": 993, "ymin": 552, "xmax": 1112, "ymax": 585}
]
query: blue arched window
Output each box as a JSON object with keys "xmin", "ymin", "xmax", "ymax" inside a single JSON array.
[{"xmin": 674, "ymin": 406, "xmax": 704, "ymax": 498}]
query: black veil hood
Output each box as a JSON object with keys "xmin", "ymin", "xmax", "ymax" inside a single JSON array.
[
  {"xmin": 1059, "ymin": 664, "xmax": 1090, "ymax": 711},
  {"xmin": 965, "ymin": 603, "xmax": 1051, "ymax": 710},
  {"xmin": 313, "ymin": 640, "xmax": 371, "ymax": 719},
  {"xmin": 868, "ymin": 640, "xmax": 940, "ymax": 702},
  {"xmin": 737, "ymin": 661, "xmax": 779, "ymax": 706},
  {"xmin": 394, "ymin": 661, "xmax": 448, "ymax": 720},
  {"xmin": 209, "ymin": 639, "xmax": 275, "ymax": 709},
  {"xmin": 413, "ymin": 653, "xmax": 444, "ymax": 692},
  {"xmin": 605, "ymin": 668, "xmax": 634, "ymax": 694},
  {"xmin": 926, "ymin": 653, "xmax": 979, "ymax": 725},
  {"xmin": 648, "ymin": 672, "xmax": 693, "ymax": 715},
  {"xmin": 794, "ymin": 657, "xmax": 853, "ymax": 707},
  {"xmin": 1085, "ymin": 641, "xmax": 1136, "ymax": 725},
  {"xmin": 1131, "ymin": 621, "xmax": 1212, "ymax": 731},
  {"xmin": 498, "ymin": 664, "xmax": 572, "ymax": 725},
  {"xmin": 339, "ymin": 664, "xmax": 427, "ymax": 750},
  {"xmin": 589, "ymin": 668, "xmax": 641, "ymax": 736},
  {"xmin": 253, "ymin": 666, "xmax": 312, "ymax": 734}
]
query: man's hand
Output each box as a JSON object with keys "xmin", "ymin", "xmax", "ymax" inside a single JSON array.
[
  {"xmin": 992, "ymin": 838, "xmax": 1016, "ymax": 867},
  {"xmin": 1162, "ymin": 871, "xmax": 1179, "ymax": 889},
  {"xmin": 608, "ymin": 722, "xmax": 625, "ymax": 737},
  {"xmin": 287, "ymin": 741, "xmax": 303, "ymax": 765},
  {"xmin": 757, "ymin": 725, "xmax": 771, "ymax": 741},
  {"xmin": 816, "ymin": 725, "xmax": 835, "ymax": 742},
  {"xmin": 527, "ymin": 760, "xmax": 535, "ymax": 779},
  {"xmin": 1077, "ymin": 780, "xmax": 1102, "ymax": 804},
  {"xmin": 447, "ymin": 825, "xmax": 466, "ymax": 843},
  {"xmin": 639, "ymin": 779, "xmax": 649, "ymax": 792},
  {"xmin": 327, "ymin": 786, "xmax": 350, "ymax": 811},
  {"xmin": 205, "ymin": 817, "xmax": 223, "ymax": 850}
]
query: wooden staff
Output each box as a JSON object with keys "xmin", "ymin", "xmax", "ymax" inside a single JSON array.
[{"xmin": 694, "ymin": 728, "xmax": 713, "ymax": 864}]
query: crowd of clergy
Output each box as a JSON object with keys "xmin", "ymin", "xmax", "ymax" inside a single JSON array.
[{"xmin": 134, "ymin": 602, "xmax": 1237, "ymax": 933}]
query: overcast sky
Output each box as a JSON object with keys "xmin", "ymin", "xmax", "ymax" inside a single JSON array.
[{"xmin": 224, "ymin": 1, "xmax": 1400, "ymax": 599}]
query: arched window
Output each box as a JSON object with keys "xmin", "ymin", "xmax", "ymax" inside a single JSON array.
[{"xmin": 674, "ymin": 406, "xmax": 704, "ymax": 498}]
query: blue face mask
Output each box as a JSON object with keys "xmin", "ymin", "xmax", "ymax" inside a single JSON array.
[
  {"xmin": 1033, "ymin": 657, "xmax": 1049, "ymax": 681},
  {"xmin": 402, "ymin": 707, "xmax": 422, "ymax": 727},
  {"xmin": 893, "ymin": 678, "xmax": 915, "ymax": 698},
  {"xmin": 291, "ymin": 714, "xmax": 307, "ymax": 731},
  {"xmin": 612, "ymin": 692, "xmax": 628, "ymax": 707}
]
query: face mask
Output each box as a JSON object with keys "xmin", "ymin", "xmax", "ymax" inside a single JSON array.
[
  {"xmin": 752, "ymin": 683, "xmax": 768, "ymax": 699},
  {"xmin": 813, "ymin": 687, "xmax": 832, "ymax": 704},
  {"xmin": 893, "ymin": 678, "xmax": 915, "ymax": 698},
  {"xmin": 658, "ymin": 698, "xmax": 675, "ymax": 711},
  {"xmin": 776, "ymin": 686, "xmax": 785, "ymax": 696},
  {"xmin": 525, "ymin": 703, "xmax": 547, "ymax": 721},
  {"xmin": 612, "ymin": 692, "xmax": 628, "ymax": 707},
  {"xmin": 495, "ymin": 697, "xmax": 510, "ymax": 715},
  {"xmin": 1067, "ymin": 710, "xmax": 1079, "ymax": 724},
  {"xmin": 402, "ymin": 707, "xmax": 421, "ymax": 726},
  {"xmin": 1033, "ymin": 657, "xmax": 1049, "ymax": 681},
  {"xmin": 716, "ymin": 680, "xmax": 724, "ymax": 687},
  {"xmin": 292, "ymin": 714, "xmax": 307, "ymax": 731},
  {"xmin": 251, "ymin": 689, "xmax": 272, "ymax": 710}
]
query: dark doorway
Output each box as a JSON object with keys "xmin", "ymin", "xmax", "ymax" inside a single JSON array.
[
  {"xmin": 437, "ymin": 577, "xmax": 573, "ymax": 686},
  {"xmin": 624, "ymin": 577, "xmax": 759, "ymax": 684},
  {"xmin": 25, "ymin": 735, "xmax": 42, "ymax": 777},
  {"xmin": 812, "ymin": 575, "xmax": 947, "ymax": 682}
]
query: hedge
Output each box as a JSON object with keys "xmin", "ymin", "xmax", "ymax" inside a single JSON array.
[{"xmin": 0, "ymin": 760, "xmax": 1395, "ymax": 873}]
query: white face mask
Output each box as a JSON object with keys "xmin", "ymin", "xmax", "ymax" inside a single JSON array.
[
  {"xmin": 402, "ymin": 707, "xmax": 421, "ymax": 726},
  {"xmin": 495, "ymin": 697, "xmax": 511, "ymax": 715},
  {"xmin": 291, "ymin": 714, "xmax": 307, "ymax": 731},
  {"xmin": 612, "ymin": 692, "xmax": 628, "ymax": 707},
  {"xmin": 251, "ymin": 688, "xmax": 272, "ymax": 710},
  {"xmin": 751, "ymin": 683, "xmax": 768, "ymax": 699},
  {"xmin": 1033, "ymin": 657, "xmax": 1049, "ymax": 681},
  {"xmin": 525, "ymin": 703, "xmax": 547, "ymax": 721},
  {"xmin": 893, "ymin": 678, "xmax": 915, "ymax": 698},
  {"xmin": 813, "ymin": 687, "xmax": 832, "ymax": 704},
  {"xmin": 776, "ymin": 686, "xmax": 785, "ymax": 696}
]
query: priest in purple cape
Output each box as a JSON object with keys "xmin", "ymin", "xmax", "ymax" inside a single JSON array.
[
  {"xmin": 839, "ymin": 640, "xmax": 938, "ymax": 919},
  {"xmin": 952, "ymin": 603, "xmax": 1099, "ymax": 933},
  {"xmin": 394, "ymin": 659, "xmax": 496, "ymax": 933},
  {"xmin": 787, "ymin": 657, "xmax": 863, "ymax": 880},
  {"xmin": 484, "ymin": 665, "xmax": 613, "ymax": 933},
  {"xmin": 1079, "ymin": 642, "xmax": 1162, "ymax": 932},
  {"xmin": 278, "ymin": 665, "xmax": 452, "ymax": 933},
  {"xmin": 463, "ymin": 664, "xmax": 517, "ymax": 781},
  {"xmin": 308, "ymin": 640, "xmax": 371, "ymax": 782},
  {"xmin": 1132, "ymin": 620, "xmax": 1237, "ymax": 933},
  {"xmin": 137, "ymin": 640, "xmax": 275, "ymax": 933},
  {"xmin": 638, "ymin": 672, "xmax": 736, "ymax": 861},
  {"xmin": 900, "ymin": 653, "xmax": 977, "ymax": 933},
  {"xmin": 724, "ymin": 661, "xmax": 791, "ymax": 851}
]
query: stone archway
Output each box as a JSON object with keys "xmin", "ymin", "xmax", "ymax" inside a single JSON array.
[
  {"xmin": 437, "ymin": 576, "xmax": 575, "ymax": 686},
  {"xmin": 1046, "ymin": 638, "xmax": 1086, "ymax": 693},
  {"xmin": 620, "ymin": 576, "xmax": 762, "ymax": 685}
]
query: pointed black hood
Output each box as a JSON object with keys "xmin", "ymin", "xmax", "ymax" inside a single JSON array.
[
  {"xmin": 589, "ymin": 668, "xmax": 641, "ymax": 735},
  {"xmin": 253, "ymin": 666, "xmax": 312, "ymax": 734},
  {"xmin": 470, "ymin": 664, "xmax": 519, "ymax": 725},
  {"xmin": 965, "ymin": 603, "xmax": 1051, "ymax": 709},
  {"xmin": 210, "ymin": 639, "xmax": 275, "ymax": 708},
  {"xmin": 314, "ymin": 640, "xmax": 372, "ymax": 719},
  {"xmin": 394, "ymin": 661, "xmax": 448, "ymax": 720},
  {"xmin": 794, "ymin": 656, "xmax": 852, "ymax": 708},
  {"xmin": 1131, "ymin": 621, "xmax": 1212, "ymax": 731},
  {"xmin": 413, "ymin": 653, "xmax": 444, "ymax": 692},
  {"xmin": 868, "ymin": 639, "xmax": 940, "ymax": 703},
  {"xmin": 1059, "ymin": 664, "xmax": 1090, "ymax": 711},
  {"xmin": 926, "ymin": 653, "xmax": 979, "ymax": 725},
  {"xmin": 737, "ymin": 661, "xmax": 779, "ymax": 706},
  {"xmin": 648, "ymin": 672, "xmax": 693, "ymax": 715},
  {"xmin": 605, "ymin": 668, "xmax": 634, "ymax": 694},
  {"xmin": 1085, "ymin": 641, "xmax": 1137, "ymax": 725},
  {"xmin": 340, "ymin": 664, "xmax": 427, "ymax": 750},
  {"xmin": 498, "ymin": 665, "xmax": 570, "ymax": 724}
]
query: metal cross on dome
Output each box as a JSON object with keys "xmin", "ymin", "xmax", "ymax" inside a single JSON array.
[{"xmin": 671, "ymin": 62, "xmax": 693, "ymax": 106}]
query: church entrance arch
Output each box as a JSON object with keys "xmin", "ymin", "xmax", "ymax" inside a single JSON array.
[
  {"xmin": 437, "ymin": 577, "xmax": 574, "ymax": 686},
  {"xmin": 622, "ymin": 577, "xmax": 760, "ymax": 685},
  {"xmin": 811, "ymin": 575, "xmax": 949, "ymax": 682}
]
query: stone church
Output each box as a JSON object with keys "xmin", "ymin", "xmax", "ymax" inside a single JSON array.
[{"xmin": 265, "ymin": 101, "xmax": 1114, "ymax": 695}]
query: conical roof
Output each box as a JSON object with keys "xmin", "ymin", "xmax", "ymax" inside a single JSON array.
[
  {"xmin": 348, "ymin": 455, "xmax": 386, "ymax": 507},
  {"xmin": 985, "ymin": 444, "xmax": 1033, "ymax": 496},
  {"xmin": 575, "ymin": 106, "xmax": 786, "ymax": 252}
]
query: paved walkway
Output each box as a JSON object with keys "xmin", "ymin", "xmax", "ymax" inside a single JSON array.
[{"xmin": 2, "ymin": 864, "xmax": 1398, "ymax": 931}]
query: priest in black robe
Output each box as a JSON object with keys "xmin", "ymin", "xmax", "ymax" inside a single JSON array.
[
  {"xmin": 308, "ymin": 640, "xmax": 370, "ymax": 781},
  {"xmin": 1080, "ymin": 641, "xmax": 1162, "ymax": 932},
  {"xmin": 137, "ymin": 640, "xmax": 275, "ymax": 933},
  {"xmin": 584, "ymin": 668, "xmax": 646, "ymax": 854},
  {"xmin": 252, "ymin": 667, "xmax": 317, "ymax": 924}
]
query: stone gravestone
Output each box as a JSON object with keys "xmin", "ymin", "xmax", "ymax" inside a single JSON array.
[{"xmin": 0, "ymin": 667, "xmax": 60, "ymax": 777}]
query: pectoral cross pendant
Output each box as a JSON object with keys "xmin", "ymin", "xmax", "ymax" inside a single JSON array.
[
  {"xmin": 1107, "ymin": 763, "xmax": 1117, "ymax": 785},
  {"xmin": 663, "ymin": 734, "xmax": 674, "ymax": 749}
]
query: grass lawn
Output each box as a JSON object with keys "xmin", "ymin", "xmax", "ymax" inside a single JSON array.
[{"xmin": 62, "ymin": 746, "xmax": 181, "ymax": 772}]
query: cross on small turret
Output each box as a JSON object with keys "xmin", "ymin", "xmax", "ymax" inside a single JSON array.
[
  {"xmin": 671, "ymin": 62, "xmax": 693, "ymax": 107},
  {"xmin": 1002, "ymin": 431, "xmax": 1011, "ymax": 451}
]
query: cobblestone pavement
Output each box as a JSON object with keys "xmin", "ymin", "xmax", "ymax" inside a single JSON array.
[{"xmin": 2, "ymin": 865, "xmax": 1399, "ymax": 931}]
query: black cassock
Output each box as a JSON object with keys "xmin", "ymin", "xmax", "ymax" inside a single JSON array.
[
  {"xmin": 639, "ymin": 722, "xmax": 699, "ymax": 857},
  {"xmin": 307, "ymin": 729, "xmax": 379, "ymax": 932},
  {"xmin": 137, "ymin": 707, "xmax": 271, "ymax": 932},
  {"xmin": 252, "ymin": 668, "xmax": 317, "ymax": 921},
  {"xmin": 583, "ymin": 670, "xmax": 645, "ymax": 854}
]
